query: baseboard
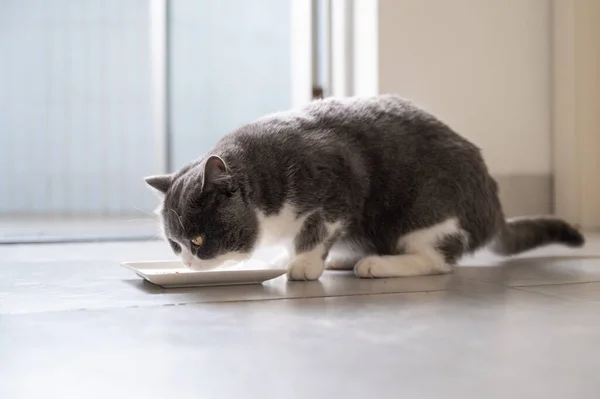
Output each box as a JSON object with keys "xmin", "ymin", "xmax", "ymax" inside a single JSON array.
[{"xmin": 493, "ymin": 174, "xmax": 552, "ymax": 218}]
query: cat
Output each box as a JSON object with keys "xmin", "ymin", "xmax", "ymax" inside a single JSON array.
[{"xmin": 145, "ymin": 95, "xmax": 584, "ymax": 280}]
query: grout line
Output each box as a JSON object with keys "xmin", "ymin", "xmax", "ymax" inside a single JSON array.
[
  {"xmin": 455, "ymin": 274, "xmax": 600, "ymax": 289},
  {"xmin": 1, "ymin": 288, "xmax": 451, "ymax": 317},
  {"xmin": 508, "ymin": 286, "xmax": 587, "ymax": 303},
  {"xmin": 511, "ymin": 280, "xmax": 600, "ymax": 288}
]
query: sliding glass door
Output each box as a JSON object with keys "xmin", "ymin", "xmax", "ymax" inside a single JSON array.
[{"xmin": 168, "ymin": 0, "xmax": 293, "ymax": 168}]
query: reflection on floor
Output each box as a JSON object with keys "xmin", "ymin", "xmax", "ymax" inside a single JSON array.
[{"xmin": 1, "ymin": 235, "xmax": 600, "ymax": 398}]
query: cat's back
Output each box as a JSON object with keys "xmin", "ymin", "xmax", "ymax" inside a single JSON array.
[
  {"xmin": 301, "ymin": 94, "xmax": 425, "ymax": 126},
  {"xmin": 253, "ymin": 95, "xmax": 427, "ymax": 133},
  {"xmin": 216, "ymin": 95, "xmax": 479, "ymax": 168},
  {"xmin": 250, "ymin": 95, "xmax": 469, "ymax": 147}
]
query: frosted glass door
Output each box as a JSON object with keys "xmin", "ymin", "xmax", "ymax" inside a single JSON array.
[
  {"xmin": 169, "ymin": 0, "xmax": 292, "ymax": 168},
  {"xmin": 0, "ymin": 0, "xmax": 156, "ymax": 215}
]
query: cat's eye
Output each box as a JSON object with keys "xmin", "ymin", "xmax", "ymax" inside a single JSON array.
[{"xmin": 191, "ymin": 235, "xmax": 204, "ymax": 247}]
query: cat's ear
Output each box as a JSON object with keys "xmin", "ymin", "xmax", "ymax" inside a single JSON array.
[
  {"xmin": 145, "ymin": 174, "xmax": 173, "ymax": 195},
  {"xmin": 202, "ymin": 155, "xmax": 231, "ymax": 190}
]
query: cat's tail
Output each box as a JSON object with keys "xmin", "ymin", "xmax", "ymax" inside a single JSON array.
[{"xmin": 490, "ymin": 217, "xmax": 585, "ymax": 256}]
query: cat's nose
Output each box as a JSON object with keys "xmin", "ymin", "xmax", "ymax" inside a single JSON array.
[{"xmin": 184, "ymin": 261, "xmax": 192, "ymax": 267}]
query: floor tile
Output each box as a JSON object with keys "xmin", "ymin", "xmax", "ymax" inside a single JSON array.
[
  {"xmin": 518, "ymin": 281, "xmax": 600, "ymax": 302},
  {"xmin": 0, "ymin": 258, "xmax": 464, "ymax": 314},
  {"xmin": 456, "ymin": 255, "xmax": 600, "ymax": 287},
  {"xmin": 2, "ymin": 289, "xmax": 599, "ymax": 399}
]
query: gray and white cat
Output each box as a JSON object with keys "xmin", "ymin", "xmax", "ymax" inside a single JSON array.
[{"xmin": 146, "ymin": 95, "xmax": 584, "ymax": 280}]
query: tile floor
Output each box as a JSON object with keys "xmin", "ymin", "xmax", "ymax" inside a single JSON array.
[{"xmin": 1, "ymin": 235, "xmax": 600, "ymax": 398}]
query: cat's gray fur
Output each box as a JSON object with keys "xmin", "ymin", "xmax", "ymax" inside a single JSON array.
[{"xmin": 146, "ymin": 95, "xmax": 584, "ymax": 278}]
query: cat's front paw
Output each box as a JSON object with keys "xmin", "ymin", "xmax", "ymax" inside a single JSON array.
[{"xmin": 287, "ymin": 256, "xmax": 324, "ymax": 281}]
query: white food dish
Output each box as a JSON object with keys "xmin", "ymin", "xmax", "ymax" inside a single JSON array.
[{"xmin": 121, "ymin": 259, "xmax": 286, "ymax": 288}]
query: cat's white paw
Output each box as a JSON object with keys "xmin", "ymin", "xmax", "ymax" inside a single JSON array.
[
  {"xmin": 354, "ymin": 254, "xmax": 452, "ymax": 278},
  {"xmin": 287, "ymin": 257, "xmax": 324, "ymax": 281},
  {"xmin": 354, "ymin": 256, "xmax": 387, "ymax": 278},
  {"xmin": 325, "ymin": 257, "xmax": 358, "ymax": 270}
]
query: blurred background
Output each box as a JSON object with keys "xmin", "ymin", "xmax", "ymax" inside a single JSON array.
[{"xmin": 1, "ymin": 0, "xmax": 599, "ymax": 243}]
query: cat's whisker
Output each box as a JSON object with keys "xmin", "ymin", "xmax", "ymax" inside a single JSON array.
[
  {"xmin": 132, "ymin": 206, "xmax": 157, "ymax": 217},
  {"xmin": 142, "ymin": 233, "xmax": 161, "ymax": 243}
]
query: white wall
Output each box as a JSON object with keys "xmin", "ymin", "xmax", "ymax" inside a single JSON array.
[
  {"xmin": 376, "ymin": 0, "xmax": 551, "ymax": 177},
  {"xmin": 553, "ymin": 0, "xmax": 600, "ymax": 229}
]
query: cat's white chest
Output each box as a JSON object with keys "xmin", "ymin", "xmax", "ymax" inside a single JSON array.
[{"xmin": 255, "ymin": 203, "xmax": 307, "ymax": 246}]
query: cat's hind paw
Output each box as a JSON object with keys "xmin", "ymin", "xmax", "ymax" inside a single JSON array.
[{"xmin": 354, "ymin": 256, "xmax": 386, "ymax": 278}]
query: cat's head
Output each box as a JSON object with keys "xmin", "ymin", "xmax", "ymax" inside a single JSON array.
[{"xmin": 145, "ymin": 156, "xmax": 259, "ymax": 269}]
